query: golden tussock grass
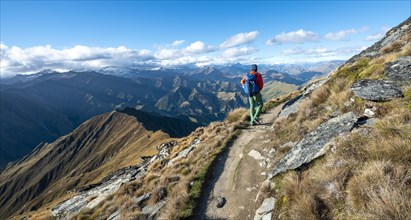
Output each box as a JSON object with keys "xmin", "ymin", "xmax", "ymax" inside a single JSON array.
[
  {"xmin": 310, "ymin": 84, "xmax": 331, "ymax": 107},
  {"xmin": 267, "ymin": 36, "xmax": 411, "ymax": 219},
  {"xmin": 226, "ymin": 108, "xmax": 248, "ymax": 123},
  {"xmin": 381, "ymin": 40, "xmax": 403, "ymax": 54},
  {"xmin": 346, "ymin": 161, "xmax": 411, "ymax": 220}
]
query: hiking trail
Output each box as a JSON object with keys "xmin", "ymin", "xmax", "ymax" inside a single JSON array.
[{"xmin": 193, "ymin": 105, "xmax": 283, "ymax": 220}]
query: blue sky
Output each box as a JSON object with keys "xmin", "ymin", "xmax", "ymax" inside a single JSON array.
[{"xmin": 0, "ymin": 0, "xmax": 410, "ymax": 76}]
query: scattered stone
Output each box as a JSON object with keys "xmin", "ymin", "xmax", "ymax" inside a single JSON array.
[
  {"xmin": 248, "ymin": 150, "xmax": 265, "ymax": 160},
  {"xmin": 107, "ymin": 209, "xmax": 120, "ymax": 220},
  {"xmin": 256, "ymin": 197, "xmax": 275, "ymax": 214},
  {"xmin": 262, "ymin": 139, "xmax": 272, "ymax": 144},
  {"xmin": 268, "ymin": 148, "xmax": 276, "ymax": 155},
  {"xmin": 261, "ymin": 213, "xmax": 272, "ymax": 220},
  {"xmin": 216, "ymin": 196, "xmax": 226, "ymax": 208},
  {"xmin": 135, "ymin": 193, "xmax": 151, "ymax": 206},
  {"xmin": 261, "ymin": 172, "xmax": 266, "ymax": 176},
  {"xmin": 168, "ymin": 143, "xmax": 196, "ymax": 165},
  {"xmin": 260, "ymin": 161, "xmax": 267, "ymax": 167},
  {"xmin": 141, "ymin": 201, "xmax": 167, "ymax": 219},
  {"xmin": 385, "ymin": 56, "xmax": 411, "ymax": 83},
  {"xmin": 246, "ymin": 187, "xmax": 253, "ymax": 192},
  {"xmin": 157, "ymin": 140, "xmax": 178, "ymax": 158},
  {"xmin": 351, "ymin": 79, "xmax": 403, "ymax": 101},
  {"xmin": 364, "ymin": 108, "xmax": 376, "ymax": 118},
  {"xmin": 239, "ymin": 153, "xmax": 243, "ymax": 158},
  {"xmin": 268, "ymin": 112, "xmax": 358, "ymax": 179},
  {"xmin": 254, "ymin": 197, "xmax": 276, "ymax": 220},
  {"xmin": 239, "ymin": 206, "xmax": 245, "ymax": 210}
]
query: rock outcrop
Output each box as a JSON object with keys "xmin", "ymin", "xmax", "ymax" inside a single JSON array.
[
  {"xmin": 385, "ymin": 56, "xmax": 411, "ymax": 83},
  {"xmin": 268, "ymin": 112, "xmax": 358, "ymax": 179},
  {"xmin": 277, "ymin": 78, "xmax": 328, "ymax": 120},
  {"xmin": 168, "ymin": 139, "xmax": 200, "ymax": 165},
  {"xmin": 351, "ymin": 80, "xmax": 403, "ymax": 101},
  {"xmin": 347, "ymin": 17, "xmax": 411, "ymax": 63},
  {"xmin": 52, "ymin": 161, "xmax": 149, "ymax": 219},
  {"xmin": 51, "ymin": 139, "xmax": 188, "ymax": 219},
  {"xmin": 254, "ymin": 197, "xmax": 276, "ymax": 220},
  {"xmin": 141, "ymin": 201, "xmax": 167, "ymax": 220}
]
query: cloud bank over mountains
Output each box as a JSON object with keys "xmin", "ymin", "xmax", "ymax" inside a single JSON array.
[{"xmin": 0, "ymin": 27, "xmax": 389, "ymax": 77}]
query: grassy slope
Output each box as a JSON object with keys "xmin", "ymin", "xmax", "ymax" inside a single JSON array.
[
  {"xmin": 2, "ymin": 111, "xmax": 169, "ymax": 219},
  {"xmin": 266, "ymin": 30, "xmax": 411, "ymax": 219}
]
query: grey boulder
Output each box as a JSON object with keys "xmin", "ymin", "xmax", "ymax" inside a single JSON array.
[
  {"xmin": 385, "ymin": 56, "xmax": 411, "ymax": 83},
  {"xmin": 268, "ymin": 112, "xmax": 358, "ymax": 179},
  {"xmin": 216, "ymin": 196, "xmax": 226, "ymax": 208},
  {"xmin": 351, "ymin": 80, "xmax": 403, "ymax": 101}
]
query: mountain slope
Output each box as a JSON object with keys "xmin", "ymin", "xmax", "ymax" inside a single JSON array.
[{"xmin": 0, "ymin": 108, "xmax": 197, "ymax": 218}]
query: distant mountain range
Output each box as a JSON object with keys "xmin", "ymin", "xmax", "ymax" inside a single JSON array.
[{"xmin": 0, "ymin": 60, "xmax": 343, "ymax": 169}]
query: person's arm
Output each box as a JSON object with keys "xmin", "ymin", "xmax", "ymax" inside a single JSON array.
[{"xmin": 240, "ymin": 75, "xmax": 245, "ymax": 85}]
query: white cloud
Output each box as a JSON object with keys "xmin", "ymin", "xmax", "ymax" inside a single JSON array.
[
  {"xmin": 325, "ymin": 27, "xmax": 368, "ymax": 41},
  {"xmin": 171, "ymin": 40, "xmax": 185, "ymax": 47},
  {"xmin": 220, "ymin": 31, "xmax": 259, "ymax": 48},
  {"xmin": 222, "ymin": 47, "xmax": 258, "ymax": 58},
  {"xmin": 281, "ymin": 46, "xmax": 365, "ymax": 58},
  {"xmin": 366, "ymin": 33, "xmax": 384, "ymax": 41},
  {"xmin": 154, "ymin": 48, "xmax": 181, "ymax": 59},
  {"xmin": 281, "ymin": 47, "xmax": 306, "ymax": 55},
  {"xmin": 365, "ymin": 26, "xmax": 391, "ymax": 42},
  {"xmin": 266, "ymin": 29, "xmax": 320, "ymax": 45},
  {"xmin": 182, "ymin": 41, "xmax": 215, "ymax": 54},
  {"xmin": 325, "ymin": 29, "xmax": 357, "ymax": 41},
  {"xmin": 0, "ymin": 44, "xmax": 153, "ymax": 77}
]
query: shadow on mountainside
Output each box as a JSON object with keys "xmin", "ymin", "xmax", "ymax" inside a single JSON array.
[{"xmin": 117, "ymin": 107, "xmax": 199, "ymax": 138}]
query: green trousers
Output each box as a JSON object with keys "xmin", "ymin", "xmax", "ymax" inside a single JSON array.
[{"xmin": 249, "ymin": 92, "xmax": 263, "ymax": 123}]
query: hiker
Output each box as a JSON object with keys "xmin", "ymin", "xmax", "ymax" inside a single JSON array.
[{"xmin": 241, "ymin": 64, "xmax": 264, "ymax": 125}]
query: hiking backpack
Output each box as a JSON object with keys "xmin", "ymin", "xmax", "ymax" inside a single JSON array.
[{"xmin": 243, "ymin": 73, "xmax": 260, "ymax": 97}]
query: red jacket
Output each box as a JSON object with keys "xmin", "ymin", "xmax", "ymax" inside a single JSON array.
[{"xmin": 241, "ymin": 72, "xmax": 264, "ymax": 91}]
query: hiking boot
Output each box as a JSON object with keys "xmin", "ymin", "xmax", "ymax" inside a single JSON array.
[
  {"xmin": 254, "ymin": 118, "xmax": 262, "ymax": 124},
  {"xmin": 250, "ymin": 121, "xmax": 255, "ymax": 126}
]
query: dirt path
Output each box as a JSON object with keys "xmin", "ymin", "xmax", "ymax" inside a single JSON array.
[{"xmin": 193, "ymin": 105, "xmax": 283, "ymax": 220}]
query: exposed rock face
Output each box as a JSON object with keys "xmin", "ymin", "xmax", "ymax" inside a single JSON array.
[
  {"xmin": 254, "ymin": 197, "xmax": 276, "ymax": 220},
  {"xmin": 351, "ymin": 80, "xmax": 403, "ymax": 101},
  {"xmin": 268, "ymin": 112, "xmax": 358, "ymax": 179},
  {"xmin": 168, "ymin": 139, "xmax": 200, "ymax": 165},
  {"xmin": 385, "ymin": 56, "xmax": 411, "ymax": 83},
  {"xmin": 277, "ymin": 79, "xmax": 328, "ymax": 120},
  {"xmin": 157, "ymin": 140, "xmax": 178, "ymax": 158},
  {"xmin": 135, "ymin": 193, "xmax": 151, "ymax": 207},
  {"xmin": 141, "ymin": 201, "xmax": 167, "ymax": 220},
  {"xmin": 107, "ymin": 210, "xmax": 120, "ymax": 220},
  {"xmin": 347, "ymin": 17, "xmax": 411, "ymax": 63},
  {"xmin": 51, "ymin": 140, "xmax": 178, "ymax": 219},
  {"xmin": 52, "ymin": 161, "xmax": 149, "ymax": 219}
]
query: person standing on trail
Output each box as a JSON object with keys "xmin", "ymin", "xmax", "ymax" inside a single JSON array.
[{"xmin": 241, "ymin": 64, "xmax": 264, "ymax": 126}]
